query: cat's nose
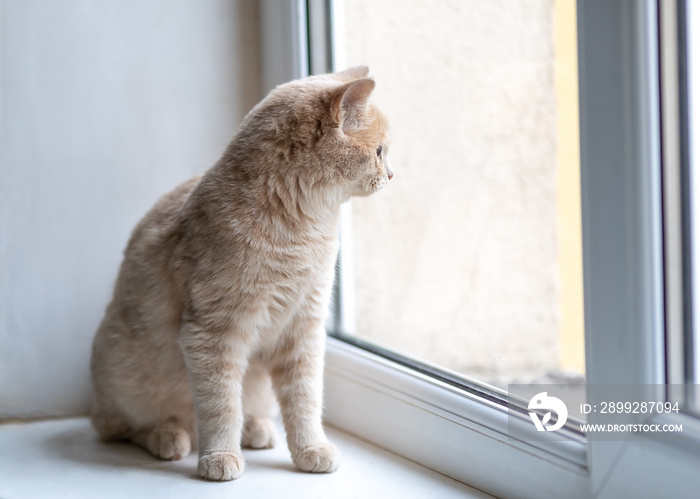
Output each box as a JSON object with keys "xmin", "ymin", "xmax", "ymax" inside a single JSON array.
[
  {"xmin": 388, "ymin": 170, "xmax": 394, "ymax": 180},
  {"xmin": 386, "ymin": 159, "xmax": 393, "ymax": 180}
]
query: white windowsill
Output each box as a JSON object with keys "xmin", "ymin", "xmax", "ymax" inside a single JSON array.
[{"xmin": 0, "ymin": 418, "xmax": 491, "ymax": 499}]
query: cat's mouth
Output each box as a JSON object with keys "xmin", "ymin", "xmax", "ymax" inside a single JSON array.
[{"xmin": 370, "ymin": 175, "xmax": 389, "ymax": 193}]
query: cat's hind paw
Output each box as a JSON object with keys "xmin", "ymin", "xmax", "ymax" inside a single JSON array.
[
  {"xmin": 293, "ymin": 442, "xmax": 340, "ymax": 473},
  {"xmin": 198, "ymin": 452, "xmax": 245, "ymax": 481},
  {"xmin": 143, "ymin": 425, "xmax": 192, "ymax": 461},
  {"xmin": 242, "ymin": 417, "xmax": 277, "ymax": 449}
]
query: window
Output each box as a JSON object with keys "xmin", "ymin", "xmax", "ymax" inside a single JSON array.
[
  {"xmin": 262, "ymin": 1, "xmax": 700, "ymax": 497},
  {"xmin": 335, "ymin": 0, "xmax": 585, "ymax": 391}
]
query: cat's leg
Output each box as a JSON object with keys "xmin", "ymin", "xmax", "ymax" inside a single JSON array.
[
  {"xmin": 180, "ymin": 319, "xmax": 249, "ymax": 481},
  {"xmin": 242, "ymin": 362, "xmax": 278, "ymax": 449},
  {"xmin": 92, "ymin": 376, "xmax": 195, "ymax": 460},
  {"xmin": 271, "ymin": 319, "xmax": 339, "ymax": 473},
  {"xmin": 92, "ymin": 315, "xmax": 196, "ymax": 461},
  {"xmin": 91, "ymin": 397, "xmax": 193, "ymax": 460}
]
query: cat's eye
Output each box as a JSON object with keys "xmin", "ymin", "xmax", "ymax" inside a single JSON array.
[{"xmin": 376, "ymin": 145, "xmax": 382, "ymax": 158}]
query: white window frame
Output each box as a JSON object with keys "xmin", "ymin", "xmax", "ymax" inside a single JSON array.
[{"xmin": 261, "ymin": 1, "xmax": 700, "ymax": 497}]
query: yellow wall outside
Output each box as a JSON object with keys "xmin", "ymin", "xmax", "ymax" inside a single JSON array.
[{"xmin": 554, "ymin": 0, "xmax": 585, "ymax": 373}]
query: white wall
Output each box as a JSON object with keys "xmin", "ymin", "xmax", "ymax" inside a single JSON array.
[{"xmin": 0, "ymin": 0, "xmax": 261, "ymax": 419}]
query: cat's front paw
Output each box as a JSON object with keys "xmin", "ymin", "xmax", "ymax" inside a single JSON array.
[
  {"xmin": 292, "ymin": 442, "xmax": 340, "ymax": 473},
  {"xmin": 198, "ymin": 451, "xmax": 245, "ymax": 481}
]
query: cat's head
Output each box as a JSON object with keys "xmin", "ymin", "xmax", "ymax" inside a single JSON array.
[{"xmin": 240, "ymin": 67, "xmax": 392, "ymax": 204}]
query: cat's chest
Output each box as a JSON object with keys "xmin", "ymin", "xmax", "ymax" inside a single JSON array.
[{"xmin": 238, "ymin": 236, "xmax": 337, "ymax": 329}]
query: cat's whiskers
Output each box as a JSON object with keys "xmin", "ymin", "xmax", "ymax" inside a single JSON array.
[
  {"xmin": 372, "ymin": 186, "xmax": 384, "ymax": 216},
  {"xmin": 370, "ymin": 182, "xmax": 398, "ymax": 229}
]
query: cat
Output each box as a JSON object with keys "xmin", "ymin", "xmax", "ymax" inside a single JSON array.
[{"xmin": 89, "ymin": 66, "xmax": 392, "ymax": 481}]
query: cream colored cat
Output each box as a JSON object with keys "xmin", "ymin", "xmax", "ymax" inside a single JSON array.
[{"xmin": 90, "ymin": 67, "xmax": 392, "ymax": 481}]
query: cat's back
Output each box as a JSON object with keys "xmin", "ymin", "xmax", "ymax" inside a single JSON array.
[
  {"xmin": 103, "ymin": 175, "xmax": 203, "ymax": 334},
  {"xmin": 125, "ymin": 175, "xmax": 203, "ymax": 258}
]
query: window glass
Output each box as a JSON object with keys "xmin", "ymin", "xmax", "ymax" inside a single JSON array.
[{"xmin": 338, "ymin": 0, "xmax": 585, "ymax": 388}]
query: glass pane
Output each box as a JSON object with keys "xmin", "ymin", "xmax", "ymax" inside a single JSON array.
[{"xmin": 338, "ymin": 0, "xmax": 585, "ymax": 388}]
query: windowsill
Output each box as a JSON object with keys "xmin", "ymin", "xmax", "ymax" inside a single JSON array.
[{"xmin": 0, "ymin": 418, "xmax": 491, "ymax": 499}]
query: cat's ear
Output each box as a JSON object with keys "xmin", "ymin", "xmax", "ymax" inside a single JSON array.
[
  {"xmin": 333, "ymin": 66, "xmax": 370, "ymax": 81},
  {"xmin": 332, "ymin": 77, "xmax": 376, "ymax": 133}
]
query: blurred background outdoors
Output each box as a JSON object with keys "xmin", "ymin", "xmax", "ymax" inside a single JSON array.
[{"xmin": 343, "ymin": 0, "xmax": 585, "ymax": 386}]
